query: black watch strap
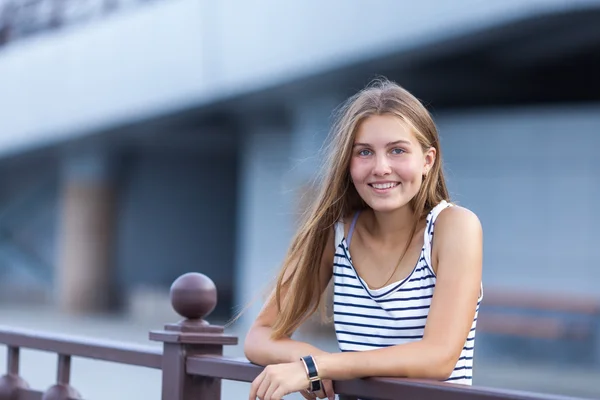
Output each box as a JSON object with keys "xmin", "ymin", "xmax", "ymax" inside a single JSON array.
[{"xmin": 301, "ymin": 355, "xmax": 322, "ymax": 393}]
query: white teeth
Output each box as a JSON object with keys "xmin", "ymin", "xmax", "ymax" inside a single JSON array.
[{"xmin": 371, "ymin": 182, "xmax": 398, "ymax": 189}]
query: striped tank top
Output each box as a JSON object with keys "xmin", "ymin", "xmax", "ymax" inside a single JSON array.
[{"xmin": 333, "ymin": 200, "xmax": 481, "ymax": 385}]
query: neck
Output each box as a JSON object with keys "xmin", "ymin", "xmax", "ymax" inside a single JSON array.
[{"xmin": 365, "ymin": 204, "xmax": 417, "ymax": 245}]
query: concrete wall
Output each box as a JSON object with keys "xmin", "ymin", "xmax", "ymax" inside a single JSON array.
[
  {"xmin": 0, "ymin": 159, "xmax": 58, "ymax": 296},
  {"xmin": 436, "ymin": 105, "xmax": 600, "ymax": 295},
  {"xmin": 0, "ymin": 147, "xmax": 238, "ymax": 316},
  {"xmin": 116, "ymin": 150, "xmax": 237, "ymax": 311}
]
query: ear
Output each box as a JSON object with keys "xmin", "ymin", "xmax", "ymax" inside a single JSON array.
[{"xmin": 423, "ymin": 147, "xmax": 436, "ymax": 175}]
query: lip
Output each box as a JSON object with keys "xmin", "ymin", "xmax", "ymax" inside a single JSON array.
[
  {"xmin": 368, "ymin": 181, "xmax": 400, "ymax": 192},
  {"xmin": 368, "ymin": 181, "xmax": 398, "ymax": 185}
]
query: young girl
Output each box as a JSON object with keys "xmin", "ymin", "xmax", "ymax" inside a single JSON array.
[{"xmin": 245, "ymin": 79, "xmax": 483, "ymax": 400}]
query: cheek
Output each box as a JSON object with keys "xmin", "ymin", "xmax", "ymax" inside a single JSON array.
[
  {"xmin": 392, "ymin": 159, "xmax": 421, "ymax": 179},
  {"xmin": 349, "ymin": 158, "xmax": 366, "ymax": 181}
]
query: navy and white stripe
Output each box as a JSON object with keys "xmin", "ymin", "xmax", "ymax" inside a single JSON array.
[{"xmin": 333, "ymin": 200, "xmax": 482, "ymax": 385}]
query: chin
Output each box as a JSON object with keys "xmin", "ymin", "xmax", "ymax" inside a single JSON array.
[{"xmin": 368, "ymin": 199, "xmax": 411, "ymax": 213}]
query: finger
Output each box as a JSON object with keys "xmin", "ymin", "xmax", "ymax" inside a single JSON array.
[
  {"xmin": 300, "ymin": 389, "xmax": 317, "ymax": 400},
  {"xmin": 315, "ymin": 388, "xmax": 326, "ymax": 399},
  {"xmin": 271, "ymin": 388, "xmax": 286, "ymax": 400},
  {"xmin": 256, "ymin": 376, "xmax": 270, "ymax": 400},
  {"xmin": 263, "ymin": 380, "xmax": 278, "ymax": 400},
  {"xmin": 323, "ymin": 380, "xmax": 335, "ymax": 400},
  {"xmin": 249, "ymin": 372, "xmax": 265, "ymax": 400}
]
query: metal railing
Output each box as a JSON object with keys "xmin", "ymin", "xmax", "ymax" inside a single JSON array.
[{"xmin": 0, "ymin": 272, "xmax": 590, "ymax": 400}]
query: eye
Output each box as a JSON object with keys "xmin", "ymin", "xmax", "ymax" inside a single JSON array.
[
  {"xmin": 391, "ymin": 148, "xmax": 406, "ymax": 155},
  {"xmin": 358, "ymin": 149, "xmax": 372, "ymax": 156}
]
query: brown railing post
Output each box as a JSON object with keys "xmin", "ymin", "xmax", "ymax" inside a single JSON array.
[
  {"xmin": 150, "ymin": 272, "xmax": 238, "ymax": 400},
  {"xmin": 0, "ymin": 346, "xmax": 29, "ymax": 400},
  {"xmin": 41, "ymin": 354, "xmax": 82, "ymax": 400}
]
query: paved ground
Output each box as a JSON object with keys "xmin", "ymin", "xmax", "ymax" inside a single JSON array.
[{"xmin": 0, "ymin": 305, "xmax": 598, "ymax": 400}]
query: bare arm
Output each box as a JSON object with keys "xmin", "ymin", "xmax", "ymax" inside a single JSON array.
[
  {"xmin": 244, "ymin": 227, "xmax": 335, "ymax": 366},
  {"xmin": 313, "ymin": 206, "xmax": 483, "ymax": 380}
]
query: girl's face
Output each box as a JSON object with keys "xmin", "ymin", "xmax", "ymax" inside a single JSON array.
[{"xmin": 349, "ymin": 114, "xmax": 435, "ymax": 213}]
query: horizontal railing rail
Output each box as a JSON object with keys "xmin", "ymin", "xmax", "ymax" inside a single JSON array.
[
  {"xmin": 186, "ymin": 355, "xmax": 583, "ymax": 400},
  {"xmin": 0, "ymin": 325, "xmax": 162, "ymax": 369},
  {"xmin": 0, "ymin": 325, "xmax": 162, "ymax": 399}
]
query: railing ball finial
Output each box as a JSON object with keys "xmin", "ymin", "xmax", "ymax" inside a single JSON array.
[
  {"xmin": 41, "ymin": 385, "xmax": 81, "ymax": 400},
  {"xmin": 151, "ymin": 271, "xmax": 237, "ymax": 339},
  {"xmin": 170, "ymin": 272, "xmax": 217, "ymax": 322},
  {"xmin": 0, "ymin": 375, "xmax": 29, "ymax": 400}
]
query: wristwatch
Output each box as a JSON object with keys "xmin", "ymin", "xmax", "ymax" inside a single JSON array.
[{"xmin": 300, "ymin": 355, "xmax": 322, "ymax": 393}]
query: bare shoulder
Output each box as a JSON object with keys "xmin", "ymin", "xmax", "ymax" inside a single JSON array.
[
  {"xmin": 431, "ymin": 205, "xmax": 483, "ymax": 275},
  {"xmin": 435, "ymin": 205, "xmax": 482, "ymax": 238}
]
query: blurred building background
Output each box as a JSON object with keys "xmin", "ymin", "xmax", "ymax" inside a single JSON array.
[{"xmin": 1, "ymin": 0, "xmax": 599, "ymax": 398}]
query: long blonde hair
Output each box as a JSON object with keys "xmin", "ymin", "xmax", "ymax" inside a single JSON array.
[{"xmin": 271, "ymin": 78, "xmax": 450, "ymax": 339}]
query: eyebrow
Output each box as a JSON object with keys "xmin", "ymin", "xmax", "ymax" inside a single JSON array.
[{"xmin": 353, "ymin": 139, "xmax": 412, "ymax": 147}]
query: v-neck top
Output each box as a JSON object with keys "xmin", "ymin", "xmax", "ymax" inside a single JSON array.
[{"xmin": 332, "ymin": 200, "xmax": 481, "ymax": 385}]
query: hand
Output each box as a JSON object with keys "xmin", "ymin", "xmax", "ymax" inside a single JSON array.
[{"xmin": 249, "ymin": 361, "xmax": 335, "ymax": 400}]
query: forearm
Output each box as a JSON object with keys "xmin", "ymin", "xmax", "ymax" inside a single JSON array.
[
  {"xmin": 314, "ymin": 340, "xmax": 453, "ymax": 381},
  {"xmin": 244, "ymin": 326, "xmax": 327, "ymax": 366}
]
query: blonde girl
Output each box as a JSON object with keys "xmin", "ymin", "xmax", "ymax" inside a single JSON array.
[{"xmin": 245, "ymin": 78, "xmax": 483, "ymax": 400}]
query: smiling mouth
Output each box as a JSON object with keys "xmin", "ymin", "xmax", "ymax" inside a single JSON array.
[{"xmin": 369, "ymin": 182, "xmax": 400, "ymax": 190}]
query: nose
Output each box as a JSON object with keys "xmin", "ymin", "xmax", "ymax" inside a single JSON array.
[{"xmin": 373, "ymin": 154, "xmax": 392, "ymax": 176}]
